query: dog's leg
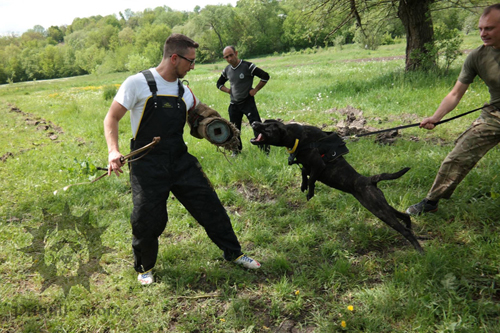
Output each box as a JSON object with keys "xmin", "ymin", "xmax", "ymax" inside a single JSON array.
[
  {"xmin": 395, "ymin": 210, "xmax": 412, "ymax": 229},
  {"xmin": 305, "ymin": 153, "xmax": 326, "ymax": 201},
  {"xmin": 352, "ymin": 188, "xmax": 424, "ymax": 253},
  {"xmin": 301, "ymin": 167, "xmax": 317, "ymax": 201},
  {"xmin": 306, "ymin": 181, "xmax": 315, "ymax": 201},
  {"xmin": 300, "ymin": 168, "xmax": 309, "ymax": 193}
]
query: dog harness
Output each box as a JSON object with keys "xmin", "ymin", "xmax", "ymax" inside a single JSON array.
[{"xmin": 288, "ymin": 132, "xmax": 349, "ymax": 166}]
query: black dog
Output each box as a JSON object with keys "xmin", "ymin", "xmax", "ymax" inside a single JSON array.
[{"xmin": 250, "ymin": 119, "xmax": 423, "ymax": 253}]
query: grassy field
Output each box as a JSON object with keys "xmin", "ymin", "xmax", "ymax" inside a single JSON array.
[{"xmin": 1, "ymin": 35, "xmax": 499, "ymax": 332}]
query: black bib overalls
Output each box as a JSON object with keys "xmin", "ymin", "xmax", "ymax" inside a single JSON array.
[{"xmin": 129, "ymin": 71, "xmax": 242, "ymax": 273}]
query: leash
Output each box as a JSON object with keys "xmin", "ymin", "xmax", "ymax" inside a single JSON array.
[
  {"xmin": 54, "ymin": 137, "xmax": 161, "ymax": 194},
  {"xmin": 346, "ymin": 106, "xmax": 484, "ymax": 139}
]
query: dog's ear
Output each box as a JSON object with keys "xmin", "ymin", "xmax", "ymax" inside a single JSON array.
[{"xmin": 263, "ymin": 119, "xmax": 284, "ymax": 124}]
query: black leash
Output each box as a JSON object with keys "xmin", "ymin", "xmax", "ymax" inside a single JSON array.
[{"xmin": 349, "ymin": 106, "xmax": 484, "ymax": 138}]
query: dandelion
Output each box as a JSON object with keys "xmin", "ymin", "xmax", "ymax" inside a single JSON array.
[
  {"xmin": 347, "ymin": 305, "xmax": 354, "ymax": 311},
  {"xmin": 220, "ymin": 318, "xmax": 226, "ymax": 322},
  {"xmin": 341, "ymin": 320, "xmax": 346, "ymax": 328},
  {"xmin": 295, "ymin": 290, "xmax": 300, "ymax": 295}
]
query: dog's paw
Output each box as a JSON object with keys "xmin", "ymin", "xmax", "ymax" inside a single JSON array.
[
  {"xmin": 306, "ymin": 193, "xmax": 314, "ymax": 201},
  {"xmin": 300, "ymin": 184, "xmax": 308, "ymax": 192}
]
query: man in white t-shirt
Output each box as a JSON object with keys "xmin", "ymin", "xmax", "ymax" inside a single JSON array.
[{"xmin": 104, "ymin": 34, "xmax": 260, "ymax": 285}]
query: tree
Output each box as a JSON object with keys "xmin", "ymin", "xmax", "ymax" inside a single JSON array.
[
  {"xmin": 282, "ymin": 0, "xmax": 344, "ymax": 49},
  {"xmin": 235, "ymin": 0, "xmax": 285, "ymax": 56},
  {"xmin": 397, "ymin": 0, "xmax": 435, "ymax": 70},
  {"xmin": 196, "ymin": 5, "xmax": 236, "ymax": 51},
  {"xmin": 189, "ymin": 5, "xmax": 239, "ymax": 62},
  {"xmin": 304, "ymin": 0, "xmax": 489, "ymax": 71},
  {"xmin": 47, "ymin": 26, "xmax": 64, "ymax": 43},
  {"xmin": 134, "ymin": 24, "xmax": 171, "ymax": 51},
  {"xmin": 118, "ymin": 27, "xmax": 135, "ymax": 46}
]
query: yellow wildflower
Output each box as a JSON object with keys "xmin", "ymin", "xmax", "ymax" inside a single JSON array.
[
  {"xmin": 295, "ymin": 290, "xmax": 300, "ymax": 295},
  {"xmin": 341, "ymin": 320, "xmax": 346, "ymax": 328},
  {"xmin": 347, "ymin": 305, "xmax": 354, "ymax": 311}
]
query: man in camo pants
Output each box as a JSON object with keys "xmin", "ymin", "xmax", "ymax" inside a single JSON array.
[{"xmin": 407, "ymin": 4, "xmax": 500, "ymax": 215}]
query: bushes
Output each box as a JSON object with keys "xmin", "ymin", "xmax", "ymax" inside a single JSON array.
[{"xmin": 102, "ymin": 84, "xmax": 118, "ymax": 101}]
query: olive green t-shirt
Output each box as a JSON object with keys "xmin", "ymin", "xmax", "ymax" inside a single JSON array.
[{"xmin": 458, "ymin": 45, "xmax": 500, "ymax": 107}]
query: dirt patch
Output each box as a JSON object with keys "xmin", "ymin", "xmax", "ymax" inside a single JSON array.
[
  {"xmin": 343, "ymin": 55, "xmax": 405, "ymax": 63},
  {"xmin": 10, "ymin": 104, "xmax": 64, "ymax": 138},
  {"xmin": 1, "ymin": 152, "xmax": 14, "ymax": 162},
  {"xmin": 272, "ymin": 319, "xmax": 316, "ymax": 333},
  {"xmin": 2, "ymin": 104, "xmax": 66, "ymax": 163},
  {"xmin": 321, "ymin": 105, "xmax": 403, "ymax": 144},
  {"xmin": 212, "ymin": 54, "xmax": 406, "ymax": 73},
  {"xmin": 322, "ymin": 105, "xmax": 435, "ymax": 145},
  {"xmin": 234, "ymin": 182, "xmax": 276, "ymax": 204}
]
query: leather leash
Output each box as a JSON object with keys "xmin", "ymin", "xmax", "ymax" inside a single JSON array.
[{"xmin": 345, "ymin": 106, "xmax": 484, "ymax": 139}]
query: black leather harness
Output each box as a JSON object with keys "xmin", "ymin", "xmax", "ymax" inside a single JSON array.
[{"xmin": 288, "ymin": 131, "xmax": 349, "ymax": 166}]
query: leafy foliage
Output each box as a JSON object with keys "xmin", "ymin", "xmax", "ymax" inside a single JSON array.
[{"xmin": 0, "ymin": 0, "xmax": 491, "ymax": 83}]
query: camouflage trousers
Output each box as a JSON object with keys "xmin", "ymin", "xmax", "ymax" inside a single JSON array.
[{"xmin": 427, "ymin": 105, "xmax": 500, "ymax": 201}]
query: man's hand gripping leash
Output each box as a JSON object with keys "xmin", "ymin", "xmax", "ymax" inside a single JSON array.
[{"xmin": 54, "ymin": 137, "xmax": 161, "ymax": 195}]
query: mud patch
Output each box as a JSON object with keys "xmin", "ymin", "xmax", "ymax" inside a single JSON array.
[
  {"xmin": 2, "ymin": 103, "xmax": 66, "ymax": 163},
  {"xmin": 10, "ymin": 104, "xmax": 64, "ymax": 139},
  {"xmin": 324, "ymin": 105, "xmax": 424, "ymax": 145},
  {"xmin": 1, "ymin": 152, "xmax": 14, "ymax": 162},
  {"xmin": 272, "ymin": 319, "xmax": 316, "ymax": 332},
  {"xmin": 234, "ymin": 182, "xmax": 276, "ymax": 204}
]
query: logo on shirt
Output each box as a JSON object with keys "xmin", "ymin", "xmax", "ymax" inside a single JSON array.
[
  {"xmin": 239, "ymin": 73, "xmax": 245, "ymax": 79},
  {"xmin": 162, "ymin": 102, "xmax": 173, "ymax": 109}
]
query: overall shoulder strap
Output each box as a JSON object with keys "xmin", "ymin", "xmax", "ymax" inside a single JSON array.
[
  {"xmin": 177, "ymin": 79, "xmax": 184, "ymax": 109},
  {"xmin": 141, "ymin": 70, "xmax": 158, "ymax": 109}
]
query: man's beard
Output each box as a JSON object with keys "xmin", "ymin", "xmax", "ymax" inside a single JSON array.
[{"xmin": 176, "ymin": 67, "xmax": 187, "ymax": 79}]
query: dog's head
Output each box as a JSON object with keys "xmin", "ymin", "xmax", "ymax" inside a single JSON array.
[{"xmin": 250, "ymin": 119, "xmax": 293, "ymax": 147}]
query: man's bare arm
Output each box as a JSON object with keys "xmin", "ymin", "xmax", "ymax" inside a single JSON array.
[
  {"xmin": 420, "ymin": 80, "xmax": 469, "ymax": 130},
  {"xmin": 104, "ymin": 100, "xmax": 128, "ymax": 176}
]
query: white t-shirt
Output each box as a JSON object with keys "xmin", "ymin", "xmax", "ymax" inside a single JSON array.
[{"xmin": 114, "ymin": 68, "xmax": 199, "ymax": 137}]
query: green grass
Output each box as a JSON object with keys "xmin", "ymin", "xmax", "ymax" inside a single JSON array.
[{"xmin": 1, "ymin": 36, "xmax": 499, "ymax": 332}]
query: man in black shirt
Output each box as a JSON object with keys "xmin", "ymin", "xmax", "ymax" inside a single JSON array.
[{"xmin": 217, "ymin": 46, "xmax": 270, "ymax": 156}]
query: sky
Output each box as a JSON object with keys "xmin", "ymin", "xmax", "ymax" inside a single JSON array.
[{"xmin": 0, "ymin": 0, "xmax": 238, "ymax": 35}]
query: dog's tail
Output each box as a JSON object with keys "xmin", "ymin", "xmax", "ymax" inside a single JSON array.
[{"xmin": 370, "ymin": 167, "xmax": 410, "ymax": 184}]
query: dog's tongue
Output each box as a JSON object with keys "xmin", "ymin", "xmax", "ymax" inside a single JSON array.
[{"xmin": 251, "ymin": 133, "xmax": 264, "ymax": 143}]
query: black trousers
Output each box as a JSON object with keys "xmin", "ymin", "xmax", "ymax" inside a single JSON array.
[
  {"xmin": 129, "ymin": 152, "xmax": 243, "ymax": 273},
  {"xmin": 228, "ymin": 96, "xmax": 270, "ymax": 153}
]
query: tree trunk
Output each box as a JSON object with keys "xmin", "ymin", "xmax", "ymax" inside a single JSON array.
[{"xmin": 397, "ymin": 0, "xmax": 435, "ymax": 71}]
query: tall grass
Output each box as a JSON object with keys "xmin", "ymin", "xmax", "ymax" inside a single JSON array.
[{"xmin": 1, "ymin": 35, "xmax": 499, "ymax": 332}]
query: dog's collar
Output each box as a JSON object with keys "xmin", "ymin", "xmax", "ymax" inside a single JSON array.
[{"xmin": 286, "ymin": 139, "xmax": 299, "ymax": 154}]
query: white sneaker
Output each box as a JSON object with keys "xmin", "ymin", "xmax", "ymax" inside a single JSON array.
[
  {"xmin": 233, "ymin": 254, "xmax": 261, "ymax": 269},
  {"xmin": 138, "ymin": 270, "xmax": 154, "ymax": 285}
]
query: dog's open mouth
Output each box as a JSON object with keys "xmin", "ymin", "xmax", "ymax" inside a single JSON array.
[{"xmin": 250, "ymin": 133, "xmax": 265, "ymax": 144}]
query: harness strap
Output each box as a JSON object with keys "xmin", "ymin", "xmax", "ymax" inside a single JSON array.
[
  {"xmin": 177, "ymin": 80, "xmax": 184, "ymax": 110},
  {"xmin": 287, "ymin": 132, "xmax": 348, "ymax": 165},
  {"xmin": 141, "ymin": 69, "xmax": 185, "ymax": 111},
  {"xmin": 141, "ymin": 70, "xmax": 158, "ymax": 109}
]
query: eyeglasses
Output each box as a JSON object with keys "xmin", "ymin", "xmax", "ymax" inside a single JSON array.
[{"xmin": 172, "ymin": 54, "xmax": 196, "ymax": 66}]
